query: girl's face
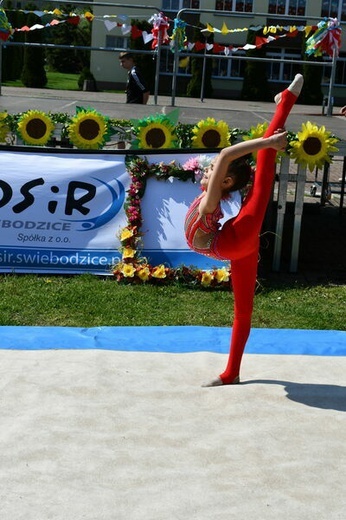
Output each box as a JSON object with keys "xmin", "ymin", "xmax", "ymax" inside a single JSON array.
[{"xmin": 200, "ymin": 160, "xmax": 215, "ymax": 191}]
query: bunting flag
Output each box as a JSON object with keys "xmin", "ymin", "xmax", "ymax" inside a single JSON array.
[
  {"xmin": 2, "ymin": 7, "xmax": 341, "ymax": 60},
  {"xmin": 0, "ymin": 7, "xmax": 12, "ymax": 41},
  {"xmin": 14, "ymin": 19, "xmax": 67, "ymax": 32}
]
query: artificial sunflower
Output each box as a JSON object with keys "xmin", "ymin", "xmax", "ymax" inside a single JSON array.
[
  {"xmin": 68, "ymin": 108, "xmax": 110, "ymax": 149},
  {"xmin": 0, "ymin": 112, "xmax": 10, "ymax": 143},
  {"xmin": 243, "ymin": 122, "xmax": 268, "ymax": 161},
  {"xmin": 289, "ymin": 121, "xmax": 339, "ymax": 172},
  {"xmin": 131, "ymin": 114, "xmax": 178, "ymax": 149},
  {"xmin": 191, "ymin": 118, "xmax": 230, "ymax": 149},
  {"xmin": 17, "ymin": 110, "xmax": 55, "ymax": 146}
]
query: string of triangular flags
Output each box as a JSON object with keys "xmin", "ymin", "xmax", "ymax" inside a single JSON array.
[{"xmin": 0, "ymin": 7, "xmax": 341, "ymax": 59}]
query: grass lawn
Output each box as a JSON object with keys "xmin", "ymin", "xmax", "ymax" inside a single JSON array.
[
  {"xmin": 3, "ymin": 71, "xmax": 124, "ymax": 93},
  {"xmin": 3, "ymin": 71, "xmax": 80, "ymax": 91},
  {"xmin": 0, "ymin": 274, "xmax": 345, "ymax": 330}
]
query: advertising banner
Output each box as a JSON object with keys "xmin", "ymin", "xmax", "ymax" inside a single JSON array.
[
  {"xmin": 0, "ymin": 149, "xmax": 240, "ymax": 274},
  {"xmin": 0, "ymin": 150, "xmax": 129, "ymax": 274}
]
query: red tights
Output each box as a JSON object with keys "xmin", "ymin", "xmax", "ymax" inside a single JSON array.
[{"xmin": 217, "ymin": 89, "xmax": 298, "ymax": 383}]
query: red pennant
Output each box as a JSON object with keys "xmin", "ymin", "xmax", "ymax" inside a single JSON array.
[
  {"xmin": 67, "ymin": 16, "xmax": 80, "ymax": 26},
  {"xmin": 255, "ymin": 36, "xmax": 269, "ymax": 48},
  {"xmin": 194, "ymin": 41, "xmax": 205, "ymax": 51},
  {"xmin": 131, "ymin": 25, "xmax": 143, "ymax": 39},
  {"xmin": 212, "ymin": 43, "xmax": 224, "ymax": 53},
  {"xmin": 0, "ymin": 30, "xmax": 11, "ymax": 41},
  {"xmin": 286, "ymin": 30, "xmax": 298, "ymax": 38}
]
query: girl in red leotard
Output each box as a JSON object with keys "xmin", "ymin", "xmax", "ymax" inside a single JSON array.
[{"xmin": 184, "ymin": 74, "xmax": 304, "ymax": 386}]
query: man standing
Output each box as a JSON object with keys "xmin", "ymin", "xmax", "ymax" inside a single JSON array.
[{"xmin": 119, "ymin": 52, "xmax": 150, "ymax": 104}]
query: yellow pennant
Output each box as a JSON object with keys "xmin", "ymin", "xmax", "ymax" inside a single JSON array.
[
  {"xmin": 304, "ymin": 25, "xmax": 313, "ymax": 37},
  {"xmin": 221, "ymin": 22, "xmax": 229, "ymax": 35}
]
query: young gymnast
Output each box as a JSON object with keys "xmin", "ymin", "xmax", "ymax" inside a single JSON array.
[{"xmin": 184, "ymin": 74, "xmax": 304, "ymax": 386}]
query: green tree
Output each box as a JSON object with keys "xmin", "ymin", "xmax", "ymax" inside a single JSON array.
[
  {"xmin": 241, "ymin": 29, "xmax": 271, "ymax": 101},
  {"xmin": 45, "ymin": 14, "xmax": 92, "ymax": 74},
  {"xmin": 21, "ymin": 12, "xmax": 47, "ymax": 88},
  {"xmin": 1, "ymin": 8, "xmax": 26, "ymax": 82},
  {"xmin": 300, "ymin": 39, "xmax": 324, "ymax": 105},
  {"xmin": 186, "ymin": 24, "xmax": 213, "ymax": 98}
]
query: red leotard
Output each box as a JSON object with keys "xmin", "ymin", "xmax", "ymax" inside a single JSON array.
[
  {"xmin": 185, "ymin": 195, "xmax": 223, "ymax": 257},
  {"xmin": 185, "ymin": 88, "xmax": 298, "ymax": 383}
]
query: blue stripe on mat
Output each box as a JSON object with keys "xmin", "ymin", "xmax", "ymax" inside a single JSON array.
[{"xmin": 1, "ymin": 326, "xmax": 346, "ymax": 356}]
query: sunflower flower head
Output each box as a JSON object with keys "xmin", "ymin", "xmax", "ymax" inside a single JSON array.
[
  {"xmin": 0, "ymin": 112, "xmax": 10, "ymax": 143},
  {"xmin": 131, "ymin": 114, "xmax": 179, "ymax": 149},
  {"xmin": 68, "ymin": 107, "xmax": 111, "ymax": 149},
  {"xmin": 17, "ymin": 110, "xmax": 55, "ymax": 146},
  {"xmin": 192, "ymin": 118, "xmax": 230, "ymax": 149},
  {"xmin": 289, "ymin": 121, "xmax": 339, "ymax": 172},
  {"xmin": 243, "ymin": 122, "xmax": 269, "ymax": 161}
]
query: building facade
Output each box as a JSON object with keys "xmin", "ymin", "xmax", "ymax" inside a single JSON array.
[{"xmin": 90, "ymin": 0, "xmax": 346, "ymax": 102}]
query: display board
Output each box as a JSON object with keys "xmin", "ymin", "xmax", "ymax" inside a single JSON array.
[{"xmin": 0, "ymin": 149, "xmax": 240, "ymax": 274}]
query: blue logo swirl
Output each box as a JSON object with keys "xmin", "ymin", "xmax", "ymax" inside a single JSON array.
[{"xmin": 65, "ymin": 177, "xmax": 125, "ymax": 231}]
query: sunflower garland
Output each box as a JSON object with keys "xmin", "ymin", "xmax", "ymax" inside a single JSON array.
[
  {"xmin": 17, "ymin": 110, "xmax": 55, "ymax": 146},
  {"xmin": 67, "ymin": 107, "xmax": 112, "ymax": 149},
  {"xmin": 191, "ymin": 117, "xmax": 231, "ymax": 149},
  {"xmin": 289, "ymin": 121, "xmax": 339, "ymax": 172}
]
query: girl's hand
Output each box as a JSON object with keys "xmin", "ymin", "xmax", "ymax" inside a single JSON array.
[{"xmin": 269, "ymin": 130, "xmax": 288, "ymax": 151}]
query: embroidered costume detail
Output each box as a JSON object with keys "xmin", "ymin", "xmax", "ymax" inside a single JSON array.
[{"xmin": 184, "ymin": 196, "xmax": 223, "ymax": 258}]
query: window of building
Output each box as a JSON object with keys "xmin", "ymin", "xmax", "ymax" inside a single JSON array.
[
  {"xmin": 162, "ymin": 0, "xmax": 200, "ymax": 11},
  {"xmin": 160, "ymin": 50, "xmax": 192, "ymax": 75},
  {"xmin": 266, "ymin": 49, "xmax": 301, "ymax": 81},
  {"xmin": 321, "ymin": 0, "xmax": 346, "ymax": 21},
  {"xmin": 268, "ymin": 0, "xmax": 305, "ymax": 16},
  {"xmin": 322, "ymin": 55, "xmax": 346, "ymax": 85},
  {"xmin": 212, "ymin": 52, "xmax": 246, "ymax": 78},
  {"xmin": 105, "ymin": 35, "xmax": 128, "ymax": 49},
  {"xmin": 215, "ymin": 0, "xmax": 253, "ymax": 13}
]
